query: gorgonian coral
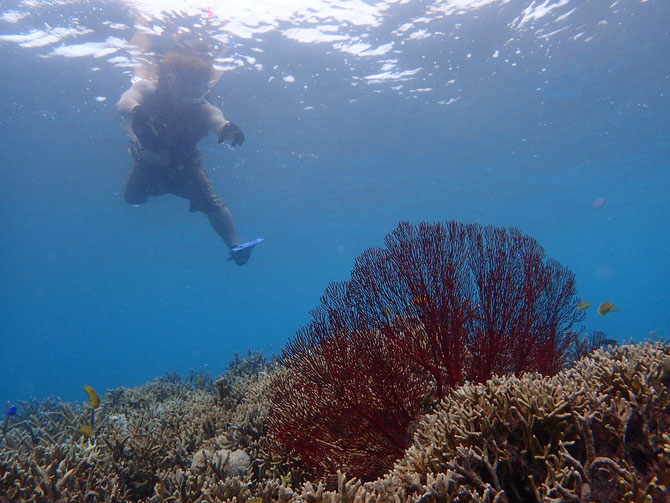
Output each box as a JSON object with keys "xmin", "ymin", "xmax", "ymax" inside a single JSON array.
[{"xmin": 267, "ymin": 221, "xmax": 585, "ymax": 481}]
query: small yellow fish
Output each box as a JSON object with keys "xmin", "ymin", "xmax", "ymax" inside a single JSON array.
[
  {"xmin": 598, "ymin": 302, "xmax": 620, "ymax": 316},
  {"xmin": 576, "ymin": 301, "xmax": 591, "ymax": 311},
  {"xmin": 245, "ymin": 498, "xmax": 262, "ymax": 503},
  {"xmin": 79, "ymin": 425, "xmax": 93, "ymax": 438},
  {"xmin": 83, "ymin": 385, "xmax": 101, "ymax": 408}
]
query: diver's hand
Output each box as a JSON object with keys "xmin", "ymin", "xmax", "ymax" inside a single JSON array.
[{"xmin": 218, "ymin": 122, "xmax": 245, "ymax": 146}]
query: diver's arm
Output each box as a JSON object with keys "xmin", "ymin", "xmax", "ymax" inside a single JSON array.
[
  {"xmin": 202, "ymin": 101, "xmax": 229, "ymax": 135},
  {"xmin": 116, "ymin": 79, "xmax": 156, "ymax": 117},
  {"xmin": 203, "ymin": 101, "xmax": 245, "ymax": 146}
]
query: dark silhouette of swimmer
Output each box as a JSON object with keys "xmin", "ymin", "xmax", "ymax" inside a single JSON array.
[{"xmin": 117, "ymin": 51, "xmax": 257, "ymax": 266}]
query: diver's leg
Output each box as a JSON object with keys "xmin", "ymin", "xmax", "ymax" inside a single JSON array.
[
  {"xmin": 179, "ymin": 152, "xmax": 253, "ymax": 265},
  {"xmin": 206, "ymin": 206, "xmax": 239, "ymax": 249},
  {"xmin": 178, "ymin": 156, "xmax": 241, "ymax": 248},
  {"xmin": 124, "ymin": 159, "xmax": 150, "ymax": 205},
  {"xmin": 208, "ymin": 206, "xmax": 256, "ymax": 265},
  {"xmin": 124, "ymin": 146, "xmax": 167, "ymax": 204}
]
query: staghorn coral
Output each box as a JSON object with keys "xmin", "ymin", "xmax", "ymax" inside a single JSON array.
[
  {"xmin": 267, "ymin": 221, "xmax": 584, "ymax": 482},
  {"xmin": 259, "ymin": 342, "xmax": 670, "ymax": 503},
  {"xmin": 0, "ymin": 352, "xmax": 281, "ymax": 503},
  {"xmin": 1, "ymin": 344, "xmax": 668, "ymax": 502},
  {"xmin": 384, "ymin": 342, "xmax": 670, "ymax": 502},
  {"xmin": 564, "ymin": 330, "xmax": 618, "ymax": 367}
]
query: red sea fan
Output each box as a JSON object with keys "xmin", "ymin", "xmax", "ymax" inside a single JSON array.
[
  {"xmin": 464, "ymin": 224, "xmax": 579, "ymax": 381},
  {"xmin": 267, "ymin": 221, "xmax": 585, "ymax": 482},
  {"xmin": 268, "ymin": 319, "xmax": 432, "ymax": 481}
]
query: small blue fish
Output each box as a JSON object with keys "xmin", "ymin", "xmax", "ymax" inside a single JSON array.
[{"xmin": 5, "ymin": 406, "xmax": 16, "ymax": 417}]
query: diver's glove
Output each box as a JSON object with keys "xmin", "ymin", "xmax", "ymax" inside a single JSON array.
[{"xmin": 218, "ymin": 122, "xmax": 245, "ymax": 146}]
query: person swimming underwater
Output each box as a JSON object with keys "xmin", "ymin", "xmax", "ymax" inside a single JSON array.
[{"xmin": 116, "ymin": 51, "xmax": 261, "ymax": 265}]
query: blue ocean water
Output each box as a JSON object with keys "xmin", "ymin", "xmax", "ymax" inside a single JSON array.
[{"xmin": 0, "ymin": 0, "xmax": 668, "ymax": 406}]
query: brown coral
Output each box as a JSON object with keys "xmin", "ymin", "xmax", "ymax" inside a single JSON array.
[
  {"xmin": 1, "ymin": 344, "xmax": 668, "ymax": 503},
  {"xmin": 0, "ymin": 354, "xmax": 279, "ymax": 503},
  {"xmin": 386, "ymin": 342, "xmax": 670, "ymax": 502}
]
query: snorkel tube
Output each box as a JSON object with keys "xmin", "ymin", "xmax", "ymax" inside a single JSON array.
[{"xmin": 182, "ymin": 80, "xmax": 211, "ymax": 104}]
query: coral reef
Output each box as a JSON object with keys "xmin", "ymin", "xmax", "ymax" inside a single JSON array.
[
  {"xmin": 267, "ymin": 221, "xmax": 585, "ymax": 482},
  {"xmin": 1, "ymin": 344, "xmax": 668, "ymax": 502},
  {"xmin": 0, "ymin": 353, "xmax": 277, "ymax": 502},
  {"xmin": 564, "ymin": 330, "xmax": 618, "ymax": 366},
  {"xmin": 387, "ymin": 342, "xmax": 670, "ymax": 502}
]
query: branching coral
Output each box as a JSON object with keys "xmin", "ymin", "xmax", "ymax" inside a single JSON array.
[
  {"xmin": 267, "ymin": 221, "xmax": 585, "ymax": 482},
  {"xmin": 0, "ymin": 344, "xmax": 668, "ymax": 502},
  {"xmin": 0, "ymin": 353, "xmax": 278, "ymax": 503},
  {"xmin": 564, "ymin": 330, "xmax": 618, "ymax": 366},
  {"xmin": 256, "ymin": 343, "xmax": 670, "ymax": 503},
  {"xmin": 387, "ymin": 342, "xmax": 670, "ymax": 502}
]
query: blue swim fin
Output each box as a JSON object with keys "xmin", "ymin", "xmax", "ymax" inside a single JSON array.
[{"xmin": 229, "ymin": 237, "xmax": 264, "ymax": 266}]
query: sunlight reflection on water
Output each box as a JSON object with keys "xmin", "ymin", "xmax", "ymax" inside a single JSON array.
[{"xmin": 0, "ymin": 0, "xmax": 603, "ymax": 94}]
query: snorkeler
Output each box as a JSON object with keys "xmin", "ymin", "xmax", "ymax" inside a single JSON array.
[{"xmin": 116, "ymin": 50, "xmax": 261, "ymax": 266}]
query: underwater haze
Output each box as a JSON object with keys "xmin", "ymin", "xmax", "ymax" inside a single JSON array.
[{"xmin": 0, "ymin": 0, "xmax": 668, "ymax": 406}]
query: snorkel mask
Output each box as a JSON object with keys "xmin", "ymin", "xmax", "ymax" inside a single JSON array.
[
  {"xmin": 158, "ymin": 52, "xmax": 215, "ymax": 104},
  {"xmin": 172, "ymin": 73, "xmax": 210, "ymax": 104}
]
